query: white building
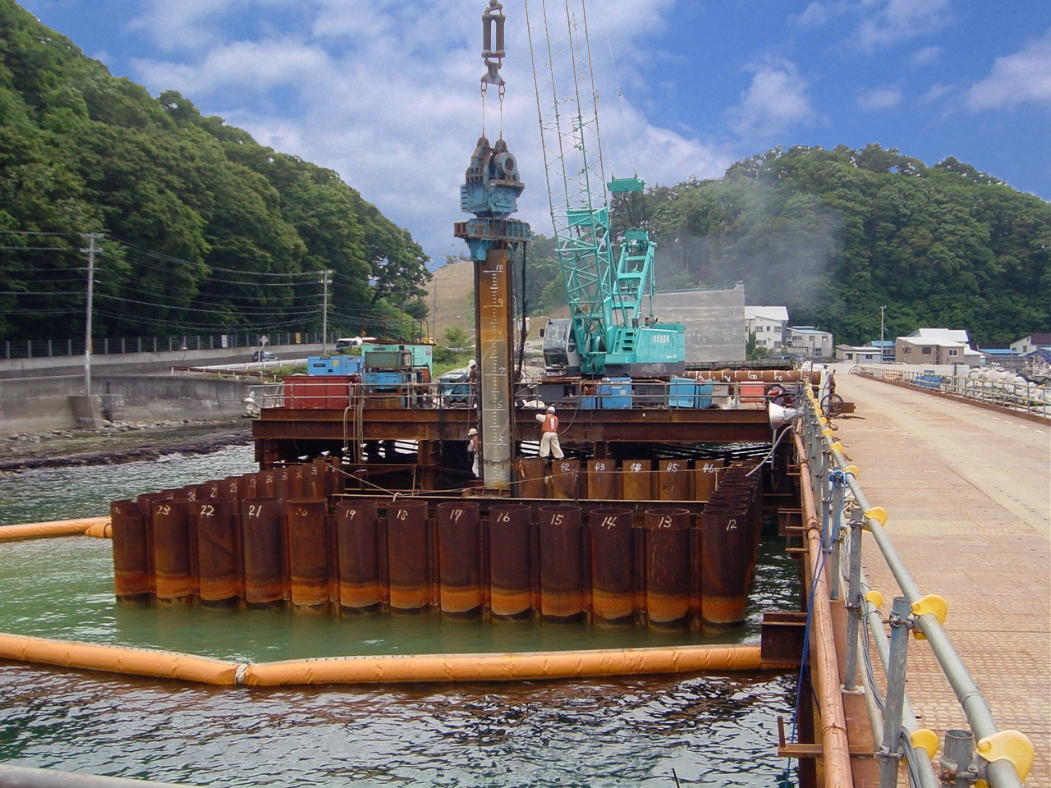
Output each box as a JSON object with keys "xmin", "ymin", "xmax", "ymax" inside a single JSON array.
[
  {"xmin": 744, "ymin": 306, "xmax": 789, "ymax": 350},
  {"xmin": 895, "ymin": 328, "xmax": 981, "ymax": 366},
  {"xmin": 786, "ymin": 326, "xmax": 834, "ymax": 360}
]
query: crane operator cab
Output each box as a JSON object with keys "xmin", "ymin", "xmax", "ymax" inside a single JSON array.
[{"xmin": 540, "ymin": 318, "xmax": 581, "ymax": 377}]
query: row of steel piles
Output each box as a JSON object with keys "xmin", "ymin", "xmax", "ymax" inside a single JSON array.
[
  {"xmin": 110, "ymin": 460, "xmax": 342, "ymax": 606},
  {"xmin": 514, "ymin": 456, "xmax": 727, "ymax": 501},
  {"xmin": 110, "ymin": 468, "xmax": 763, "ymax": 632}
]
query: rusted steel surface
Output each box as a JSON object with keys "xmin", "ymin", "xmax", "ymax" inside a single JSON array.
[
  {"xmin": 488, "ymin": 503, "xmax": 534, "ymax": 620},
  {"xmin": 700, "ymin": 467, "xmax": 762, "ymax": 629},
  {"xmin": 586, "ymin": 458, "xmax": 618, "ymax": 499},
  {"xmin": 657, "ymin": 459, "xmax": 690, "ymax": 501},
  {"xmin": 538, "ymin": 505, "xmax": 585, "ymax": 622},
  {"xmin": 110, "ymin": 499, "xmax": 151, "ymax": 601},
  {"xmin": 589, "ymin": 508, "xmax": 634, "ymax": 625},
  {"xmin": 643, "ymin": 508, "xmax": 693, "ymax": 630},
  {"xmin": 253, "ymin": 405, "xmax": 773, "ymax": 445},
  {"xmin": 692, "ymin": 459, "xmax": 724, "ymax": 501},
  {"xmin": 549, "ymin": 458, "xmax": 580, "ymax": 499},
  {"xmin": 150, "ymin": 498, "xmax": 194, "ymax": 603},
  {"xmin": 196, "ymin": 498, "xmax": 240, "ymax": 606},
  {"xmin": 514, "ymin": 457, "xmax": 547, "ymax": 498},
  {"xmin": 241, "ymin": 497, "xmax": 286, "ymax": 607},
  {"xmin": 621, "ymin": 459, "xmax": 653, "ymax": 500},
  {"xmin": 334, "ymin": 499, "xmax": 382, "ymax": 613},
  {"xmin": 386, "ymin": 499, "xmax": 431, "ymax": 613},
  {"xmin": 437, "ymin": 501, "xmax": 483, "ymax": 618},
  {"xmin": 285, "ymin": 499, "xmax": 330, "ymax": 611}
]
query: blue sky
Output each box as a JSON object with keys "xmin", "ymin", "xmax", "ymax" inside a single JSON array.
[{"xmin": 17, "ymin": 0, "xmax": 1051, "ymax": 267}]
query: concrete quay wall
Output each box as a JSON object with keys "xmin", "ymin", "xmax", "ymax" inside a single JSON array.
[{"xmin": 0, "ymin": 374, "xmax": 252, "ymax": 435}]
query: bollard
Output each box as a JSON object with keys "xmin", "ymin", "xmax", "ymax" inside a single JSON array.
[
  {"xmin": 436, "ymin": 501, "xmax": 483, "ymax": 619},
  {"xmin": 642, "ymin": 508, "xmax": 693, "ymax": 630},
  {"xmin": 589, "ymin": 508, "xmax": 635, "ymax": 625},
  {"xmin": 488, "ymin": 504, "xmax": 534, "ymax": 620},
  {"xmin": 150, "ymin": 498, "xmax": 195, "ymax": 603},
  {"xmin": 386, "ymin": 499, "xmax": 432, "ymax": 613},
  {"xmin": 110, "ymin": 499, "xmax": 152, "ymax": 602},
  {"xmin": 879, "ymin": 596, "xmax": 913, "ymax": 788},
  {"xmin": 285, "ymin": 499, "xmax": 331, "ymax": 612},
  {"xmin": 335, "ymin": 499, "xmax": 382, "ymax": 613},
  {"xmin": 195, "ymin": 498, "xmax": 241, "ymax": 606},
  {"xmin": 241, "ymin": 497, "xmax": 286, "ymax": 607},
  {"xmin": 538, "ymin": 505, "xmax": 585, "ymax": 622}
]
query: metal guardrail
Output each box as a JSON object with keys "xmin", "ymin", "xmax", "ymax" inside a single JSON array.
[
  {"xmin": 856, "ymin": 365, "xmax": 1051, "ymax": 418},
  {"xmin": 795, "ymin": 385, "xmax": 1034, "ymax": 787},
  {"xmin": 1, "ymin": 331, "xmax": 327, "ymax": 360}
]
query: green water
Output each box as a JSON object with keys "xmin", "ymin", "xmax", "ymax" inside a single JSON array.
[{"xmin": 0, "ymin": 446, "xmax": 802, "ymax": 786}]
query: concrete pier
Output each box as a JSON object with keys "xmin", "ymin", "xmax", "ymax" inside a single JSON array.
[{"xmin": 833, "ymin": 369, "xmax": 1050, "ymax": 786}]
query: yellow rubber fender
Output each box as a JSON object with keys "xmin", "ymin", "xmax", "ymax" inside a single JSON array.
[
  {"xmin": 0, "ymin": 632, "xmax": 239, "ymax": 685},
  {"xmin": 911, "ymin": 728, "xmax": 939, "ymax": 760},
  {"xmin": 243, "ymin": 644, "xmax": 770, "ymax": 687},
  {"xmin": 976, "ymin": 730, "xmax": 1034, "ymax": 785},
  {"xmin": 0, "ymin": 517, "xmax": 109, "ymax": 541},
  {"xmin": 863, "ymin": 506, "xmax": 887, "ymax": 531}
]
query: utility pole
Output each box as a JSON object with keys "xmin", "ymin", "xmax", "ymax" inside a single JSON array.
[
  {"xmin": 880, "ymin": 305, "xmax": 886, "ymax": 363},
  {"xmin": 80, "ymin": 233, "xmax": 102, "ymax": 395},
  {"xmin": 320, "ymin": 269, "xmax": 333, "ymax": 354}
]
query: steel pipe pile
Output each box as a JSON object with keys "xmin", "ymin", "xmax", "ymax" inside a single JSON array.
[{"xmin": 110, "ymin": 459, "xmax": 763, "ymax": 632}]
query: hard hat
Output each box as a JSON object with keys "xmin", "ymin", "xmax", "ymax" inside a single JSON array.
[
  {"xmin": 468, "ymin": 359, "xmax": 476, "ymax": 367},
  {"xmin": 467, "ymin": 428, "xmax": 478, "ymax": 435},
  {"xmin": 547, "ymin": 406, "xmax": 555, "ymax": 413}
]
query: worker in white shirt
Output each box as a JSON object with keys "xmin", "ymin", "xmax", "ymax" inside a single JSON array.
[{"xmin": 536, "ymin": 405, "xmax": 564, "ymax": 460}]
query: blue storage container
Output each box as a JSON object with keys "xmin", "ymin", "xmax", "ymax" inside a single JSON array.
[
  {"xmin": 668, "ymin": 377, "xmax": 696, "ymax": 408},
  {"xmin": 600, "ymin": 377, "xmax": 632, "ymax": 409},
  {"xmin": 695, "ymin": 382, "xmax": 715, "ymax": 408}
]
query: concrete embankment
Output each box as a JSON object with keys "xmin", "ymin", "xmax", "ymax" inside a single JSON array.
[{"xmin": 0, "ymin": 374, "xmax": 254, "ymax": 435}]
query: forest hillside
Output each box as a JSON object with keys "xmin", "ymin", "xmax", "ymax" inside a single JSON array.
[{"xmin": 0, "ymin": 0, "xmax": 430, "ymax": 343}]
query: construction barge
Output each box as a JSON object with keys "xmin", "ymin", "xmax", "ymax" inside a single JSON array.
[{"xmin": 106, "ymin": 369, "xmax": 817, "ymax": 650}]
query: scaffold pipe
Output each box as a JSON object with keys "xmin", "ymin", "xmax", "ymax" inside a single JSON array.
[{"xmin": 794, "ymin": 430, "xmax": 855, "ymax": 788}]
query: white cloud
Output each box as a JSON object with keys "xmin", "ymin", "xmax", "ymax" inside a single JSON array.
[
  {"xmin": 858, "ymin": 85, "xmax": 903, "ymax": 111},
  {"xmin": 965, "ymin": 28, "xmax": 1051, "ymax": 112},
  {"xmin": 792, "ymin": 1, "xmax": 852, "ymax": 28},
  {"xmin": 856, "ymin": 0, "xmax": 952, "ymax": 50},
  {"xmin": 910, "ymin": 45, "xmax": 942, "ymax": 67},
  {"xmin": 727, "ymin": 60, "xmax": 816, "ymax": 138},
  {"xmin": 919, "ymin": 82, "xmax": 955, "ymax": 104}
]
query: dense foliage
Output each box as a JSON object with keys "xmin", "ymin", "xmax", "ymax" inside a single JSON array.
[
  {"xmin": 639, "ymin": 145, "xmax": 1049, "ymax": 346},
  {"xmin": 0, "ymin": 1, "xmax": 430, "ymax": 342}
]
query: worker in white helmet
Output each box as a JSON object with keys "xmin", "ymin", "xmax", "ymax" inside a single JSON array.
[
  {"xmin": 467, "ymin": 427, "xmax": 480, "ymax": 477},
  {"xmin": 536, "ymin": 405, "xmax": 564, "ymax": 459}
]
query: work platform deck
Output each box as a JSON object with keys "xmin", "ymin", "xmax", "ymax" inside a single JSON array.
[{"xmin": 832, "ymin": 370, "xmax": 1050, "ymax": 786}]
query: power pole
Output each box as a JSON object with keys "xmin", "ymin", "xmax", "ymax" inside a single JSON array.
[
  {"xmin": 321, "ymin": 269, "xmax": 333, "ymax": 354},
  {"xmin": 80, "ymin": 233, "xmax": 102, "ymax": 395},
  {"xmin": 880, "ymin": 305, "xmax": 886, "ymax": 363}
]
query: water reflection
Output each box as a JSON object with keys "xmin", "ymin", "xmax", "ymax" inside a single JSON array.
[{"xmin": 0, "ymin": 446, "xmax": 800, "ymax": 787}]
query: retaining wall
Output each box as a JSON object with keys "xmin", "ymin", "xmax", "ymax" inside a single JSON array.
[{"xmin": 0, "ymin": 375, "xmax": 252, "ymax": 435}]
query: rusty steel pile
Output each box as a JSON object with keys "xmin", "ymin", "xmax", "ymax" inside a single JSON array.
[{"xmin": 109, "ymin": 459, "xmax": 764, "ymax": 633}]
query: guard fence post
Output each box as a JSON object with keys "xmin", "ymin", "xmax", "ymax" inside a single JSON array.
[{"xmin": 879, "ymin": 596, "xmax": 913, "ymax": 788}]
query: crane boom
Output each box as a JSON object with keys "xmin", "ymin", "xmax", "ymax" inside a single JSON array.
[{"xmin": 525, "ymin": 0, "xmax": 685, "ymax": 378}]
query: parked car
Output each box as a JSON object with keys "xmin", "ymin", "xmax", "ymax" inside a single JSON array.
[{"xmin": 252, "ymin": 350, "xmax": 278, "ymax": 362}]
